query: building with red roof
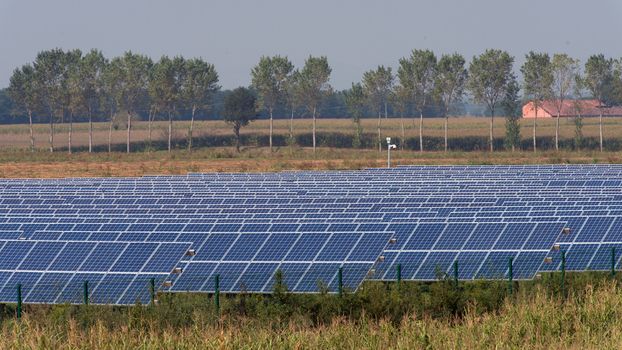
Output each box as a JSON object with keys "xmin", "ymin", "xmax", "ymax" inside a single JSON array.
[{"xmin": 522, "ymin": 100, "xmax": 622, "ymax": 118}]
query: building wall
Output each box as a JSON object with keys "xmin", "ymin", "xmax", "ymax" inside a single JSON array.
[{"xmin": 522, "ymin": 102, "xmax": 554, "ymax": 118}]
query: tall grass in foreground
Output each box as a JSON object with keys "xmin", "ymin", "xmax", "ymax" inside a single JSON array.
[{"xmin": 3, "ymin": 282, "xmax": 622, "ymax": 349}]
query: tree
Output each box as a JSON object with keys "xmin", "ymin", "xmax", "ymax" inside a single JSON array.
[
  {"xmin": 101, "ymin": 59, "xmax": 122, "ymax": 153},
  {"xmin": 521, "ymin": 51, "xmax": 553, "ymax": 152},
  {"xmin": 468, "ymin": 49, "xmax": 514, "ymax": 152},
  {"xmin": 251, "ymin": 56, "xmax": 294, "ymax": 152},
  {"xmin": 343, "ymin": 83, "xmax": 366, "ymax": 148},
  {"xmin": 284, "ymin": 70, "xmax": 302, "ymax": 144},
  {"xmin": 614, "ymin": 58, "xmax": 622, "ymax": 104},
  {"xmin": 182, "ymin": 58, "xmax": 219, "ymax": 151},
  {"xmin": 8, "ymin": 64, "xmax": 40, "ymax": 152},
  {"xmin": 584, "ymin": 54, "xmax": 614, "ymax": 152},
  {"xmin": 115, "ymin": 51, "xmax": 152, "ymax": 153},
  {"xmin": 149, "ymin": 56, "xmax": 186, "ymax": 152},
  {"xmin": 572, "ymin": 74, "xmax": 586, "ymax": 150},
  {"xmin": 435, "ymin": 53, "xmax": 467, "ymax": 152},
  {"xmin": 222, "ymin": 87, "xmax": 257, "ymax": 152},
  {"xmin": 33, "ymin": 48, "xmax": 69, "ymax": 152},
  {"xmin": 550, "ymin": 54, "xmax": 579, "ymax": 151},
  {"xmin": 399, "ymin": 49, "xmax": 436, "ymax": 152},
  {"xmin": 362, "ymin": 66, "xmax": 393, "ymax": 152},
  {"xmin": 298, "ymin": 56, "xmax": 332, "ymax": 153},
  {"xmin": 74, "ymin": 49, "xmax": 107, "ymax": 153},
  {"xmin": 392, "ymin": 84, "xmax": 410, "ymax": 149},
  {"xmin": 501, "ymin": 78, "xmax": 521, "ymax": 152}
]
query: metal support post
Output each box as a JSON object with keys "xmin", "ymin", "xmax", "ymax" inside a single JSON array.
[
  {"xmin": 338, "ymin": 267, "xmax": 343, "ymax": 297},
  {"xmin": 508, "ymin": 257, "xmax": 513, "ymax": 296},
  {"xmin": 214, "ymin": 274, "xmax": 220, "ymax": 315},
  {"xmin": 16, "ymin": 284, "xmax": 22, "ymax": 320},
  {"xmin": 83, "ymin": 280, "xmax": 89, "ymax": 305}
]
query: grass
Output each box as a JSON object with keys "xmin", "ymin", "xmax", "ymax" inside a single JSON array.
[
  {"xmin": 0, "ymin": 147, "xmax": 620, "ymax": 178},
  {"xmin": 3, "ymin": 116, "xmax": 622, "ymax": 149},
  {"xmin": 3, "ymin": 275, "xmax": 622, "ymax": 349}
]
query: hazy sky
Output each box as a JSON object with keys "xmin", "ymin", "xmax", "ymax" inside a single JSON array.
[{"xmin": 1, "ymin": 0, "xmax": 621, "ymax": 89}]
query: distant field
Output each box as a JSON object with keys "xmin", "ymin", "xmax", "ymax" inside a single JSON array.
[
  {"xmin": 0, "ymin": 116, "xmax": 620, "ymax": 178},
  {"xmin": 1, "ymin": 116, "xmax": 621, "ymax": 150}
]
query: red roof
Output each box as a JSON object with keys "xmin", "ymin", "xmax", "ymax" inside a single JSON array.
[{"xmin": 533, "ymin": 100, "xmax": 622, "ymax": 117}]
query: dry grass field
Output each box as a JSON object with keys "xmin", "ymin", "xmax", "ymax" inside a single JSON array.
[
  {"xmin": 0, "ymin": 116, "xmax": 619, "ymax": 178},
  {"xmin": 1, "ymin": 116, "xmax": 621, "ymax": 150}
]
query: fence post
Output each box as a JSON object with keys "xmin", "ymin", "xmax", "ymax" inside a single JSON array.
[
  {"xmin": 453, "ymin": 261, "xmax": 459, "ymax": 289},
  {"xmin": 561, "ymin": 250, "xmax": 566, "ymax": 298},
  {"xmin": 611, "ymin": 247, "xmax": 616, "ymax": 277},
  {"xmin": 396, "ymin": 264, "xmax": 402, "ymax": 287},
  {"xmin": 83, "ymin": 280, "xmax": 89, "ymax": 305},
  {"xmin": 338, "ymin": 267, "xmax": 343, "ymax": 297},
  {"xmin": 16, "ymin": 284, "xmax": 22, "ymax": 320},
  {"xmin": 508, "ymin": 257, "xmax": 513, "ymax": 296},
  {"xmin": 149, "ymin": 278, "xmax": 156, "ymax": 305},
  {"xmin": 214, "ymin": 274, "xmax": 220, "ymax": 316}
]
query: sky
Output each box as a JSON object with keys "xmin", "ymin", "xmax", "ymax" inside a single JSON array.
[{"xmin": 1, "ymin": 0, "xmax": 621, "ymax": 90}]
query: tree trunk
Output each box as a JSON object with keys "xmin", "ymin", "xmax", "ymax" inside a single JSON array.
[
  {"xmin": 289, "ymin": 107, "xmax": 294, "ymax": 141},
  {"xmin": 168, "ymin": 111, "xmax": 172, "ymax": 153},
  {"xmin": 49, "ymin": 113, "xmax": 55, "ymax": 153},
  {"xmin": 419, "ymin": 110, "xmax": 423, "ymax": 152},
  {"xmin": 384, "ymin": 101, "xmax": 388, "ymax": 119},
  {"xmin": 235, "ymin": 124, "xmax": 241, "ymax": 152},
  {"xmin": 289, "ymin": 107, "xmax": 294, "ymax": 143},
  {"xmin": 312, "ymin": 106, "xmax": 316, "ymax": 153},
  {"xmin": 147, "ymin": 107, "xmax": 153, "ymax": 149},
  {"xmin": 555, "ymin": 111, "xmax": 559, "ymax": 151},
  {"xmin": 126, "ymin": 111, "xmax": 131, "ymax": 153},
  {"xmin": 489, "ymin": 107, "xmax": 495, "ymax": 152},
  {"xmin": 108, "ymin": 109, "xmax": 114, "ymax": 153},
  {"xmin": 533, "ymin": 104, "xmax": 537, "ymax": 152},
  {"xmin": 68, "ymin": 110, "xmax": 73, "ymax": 154},
  {"xmin": 28, "ymin": 110, "xmax": 34, "ymax": 152},
  {"xmin": 400, "ymin": 115, "xmax": 405, "ymax": 150},
  {"xmin": 188, "ymin": 105, "xmax": 196, "ymax": 151},
  {"xmin": 377, "ymin": 111, "xmax": 382, "ymax": 152},
  {"xmin": 88, "ymin": 108, "xmax": 93, "ymax": 153},
  {"xmin": 269, "ymin": 108, "xmax": 273, "ymax": 152},
  {"xmin": 599, "ymin": 110, "xmax": 603, "ymax": 152},
  {"xmin": 444, "ymin": 116, "xmax": 448, "ymax": 152}
]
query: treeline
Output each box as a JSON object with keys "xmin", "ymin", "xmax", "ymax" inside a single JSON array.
[{"xmin": 5, "ymin": 48, "xmax": 622, "ymax": 153}]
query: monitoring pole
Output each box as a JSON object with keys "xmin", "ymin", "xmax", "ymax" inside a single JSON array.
[
  {"xmin": 453, "ymin": 261, "xmax": 459, "ymax": 289},
  {"xmin": 396, "ymin": 264, "xmax": 402, "ymax": 287},
  {"xmin": 386, "ymin": 137, "xmax": 396, "ymax": 168}
]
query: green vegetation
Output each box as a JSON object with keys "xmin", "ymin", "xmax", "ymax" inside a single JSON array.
[{"xmin": 2, "ymin": 273, "xmax": 622, "ymax": 348}]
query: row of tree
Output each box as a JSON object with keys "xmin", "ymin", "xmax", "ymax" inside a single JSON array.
[
  {"xmin": 8, "ymin": 49, "xmax": 219, "ymax": 153},
  {"xmin": 339, "ymin": 51, "xmax": 622, "ymax": 153},
  {"xmin": 7, "ymin": 49, "xmax": 622, "ymax": 153}
]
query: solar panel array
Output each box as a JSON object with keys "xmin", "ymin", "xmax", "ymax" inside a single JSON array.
[{"xmin": 2, "ymin": 164, "xmax": 622, "ymax": 304}]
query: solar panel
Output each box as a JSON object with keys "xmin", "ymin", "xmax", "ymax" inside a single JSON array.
[
  {"xmin": 0, "ymin": 239, "xmax": 191, "ymax": 305},
  {"xmin": 1, "ymin": 164, "xmax": 622, "ymax": 303},
  {"xmin": 170, "ymin": 231, "xmax": 393, "ymax": 293}
]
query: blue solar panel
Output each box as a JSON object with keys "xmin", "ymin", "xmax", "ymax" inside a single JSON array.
[{"xmin": 3, "ymin": 164, "xmax": 622, "ymax": 301}]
